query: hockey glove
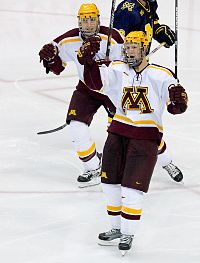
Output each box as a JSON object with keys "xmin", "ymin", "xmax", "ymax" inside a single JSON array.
[
  {"xmin": 167, "ymin": 85, "xmax": 188, "ymax": 114},
  {"xmin": 77, "ymin": 36, "xmax": 101, "ymax": 65},
  {"xmin": 153, "ymin": 24, "xmax": 176, "ymax": 48},
  {"xmin": 39, "ymin": 43, "xmax": 58, "ymax": 62},
  {"xmin": 39, "ymin": 44, "xmax": 64, "ymax": 74}
]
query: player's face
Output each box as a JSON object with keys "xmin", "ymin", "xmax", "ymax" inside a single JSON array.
[
  {"xmin": 124, "ymin": 42, "xmax": 144, "ymax": 67},
  {"xmin": 79, "ymin": 17, "xmax": 99, "ymax": 37},
  {"xmin": 125, "ymin": 42, "xmax": 140, "ymax": 57}
]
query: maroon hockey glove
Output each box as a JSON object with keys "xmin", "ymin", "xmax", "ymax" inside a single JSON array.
[
  {"xmin": 39, "ymin": 44, "xmax": 64, "ymax": 74},
  {"xmin": 77, "ymin": 36, "xmax": 101, "ymax": 65},
  {"xmin": 167, "ymin": 85, "xmax": 188, "ymax": 114},
  {"xmin": 39, "ymin": 43, "xmax": 58, "ymax": 62},
  {"xmin": 153, "ymin": 24, "xmax": 176, "ymax": 48}
]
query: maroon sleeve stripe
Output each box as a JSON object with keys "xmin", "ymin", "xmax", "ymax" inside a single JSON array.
[
  {"xmin": 100, "ymin": 26, "xmax": 124, "ymax": 44},
  {"xmin": 53, "ymin": 28, "xmax": 80, "ymax": 44},
  {"xmin": 151, "ymin": 63, "xmax": 176, "ymax": 79}
]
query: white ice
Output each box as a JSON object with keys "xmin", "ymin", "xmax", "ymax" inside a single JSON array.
[{"xmin": 0, "ymin": 0, "xmax": 200, "ymax": 262}]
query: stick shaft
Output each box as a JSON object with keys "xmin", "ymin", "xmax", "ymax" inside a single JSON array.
[
  {"xmin": 105, "ymin": 0, "xmax": 116, "ymax": 60},
  {"xmin": 175, "ymin": 0, "xmax": 179, "ymax": 82},
  {"xmin": 146, "ymin": 42, "xmax": 166, "ymax": 60}
]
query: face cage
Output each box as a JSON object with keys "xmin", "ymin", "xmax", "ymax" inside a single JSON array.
[
  {"xmin": 78, "ymin": 17, "xmax": 100, "ymax": 38},
  {"xmin": 123, "ymin": 44, "xmax": 146, "ymax": 67}
]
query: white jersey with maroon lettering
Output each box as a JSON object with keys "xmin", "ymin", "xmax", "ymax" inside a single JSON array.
[
  {"xmin": 52, "ymin": 26, "xmax": 123, "ymax": 82},
  {"xmin": 98, "ymin": 62, "xmax": 176, "ymax": 136}
]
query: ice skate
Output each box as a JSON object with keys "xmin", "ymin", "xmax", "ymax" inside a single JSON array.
[
  {"xmin": 118, "ymin": 234, "xmax": 133, "ymax": 256},
  {"xmin": 163, "ymin": 161, "xmax": 183, "ymax": 183},
  {"xmin": 77, "ymin": 153, "xmax": 102, "ymax": 188},
  {"xmin": 98, "ymin": 229, "xmax": 121, "ymax": 246}
]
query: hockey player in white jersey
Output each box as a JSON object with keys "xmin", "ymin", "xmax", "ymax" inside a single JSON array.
[
  {"xmin": 113, "ymin": 0, "xmax": 184, "ymax": 182},
  {"xmin": 39, "ymin": 3, "xmax": 124, "ymax": 188},
  {"xmin": 82, "ymin": 31, "xmax": 188, "ymax": 254},
  {"xmin": 39, "ymin": 2, "xmax": 183, "ymax": 187}
]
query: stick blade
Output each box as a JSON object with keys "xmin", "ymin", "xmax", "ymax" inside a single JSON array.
[{"xmin": 37, "ymin": 123, "xmax": 67, "ymax": 135}]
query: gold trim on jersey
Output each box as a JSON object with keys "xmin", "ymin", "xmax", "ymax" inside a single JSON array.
[
  {"xmin": 154, "ymin": 20, "xmax": 159, "ymax": 25},
  {"xmin": 107, "ymin": 205, "xmax": 122, "ymax": 212},
  {"xmin": 122, "ymin": 206, "xmax": 142, "ymax": 215},
  {"xmin": 60, "ymin": 37, "xmax": 81, "ymax": 46},
  {"xmin": 111, "ymin": 61, "xmax": 124, "ymax": 65},
  {"xmin": 148, "ymin": 65, "xmax": 173, "ymax": 76},
  {"xmin": 114, "ymin": 114, "xmax": 163, "ymax": 132},
  {"xmin": 158, "ymin": 139, "xmax": 165, "ymax": 151},
  {"xmin": 137, "ymin": 0, "xmax": 150, "ymax": 12},
  {"xmin": 99, "ymin": 34, "xmax": 116, "ymax": 44},
  {"xmin": 77, "ymin": 143, "xmax": 96, "ymax": 157},
  {"xmin": 108, "ymin": 116, "xmax": 113, "ymax": 123}
]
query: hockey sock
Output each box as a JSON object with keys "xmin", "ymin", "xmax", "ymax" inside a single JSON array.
[
  {"xmin": 157, "ymin": 141, "xmax": 173, "ymax": 167},
  {"xmin": 102, "ymin": 183, "xmax": 122, "ymax": 229},
  {"xmin": 68, "ymin": 120, "xmax": 99, "ymax": 170},
  {"xmin": 121, "ymin": 186, "xmax": 144, "ymax": 236}
]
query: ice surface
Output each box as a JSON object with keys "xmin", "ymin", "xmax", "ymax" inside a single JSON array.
[{"xmin": 0, "ymin": 0, "xmax": 200, "ymax": 262}]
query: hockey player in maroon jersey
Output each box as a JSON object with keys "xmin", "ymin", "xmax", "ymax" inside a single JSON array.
[
  {"xmin": 39, "ymin": 3, "xmax": 124, "ymax": 188},
  {"xmin": 81, "ymin": 31, "xmax": 188, "ymax": 254},
  {"xmin": 113, "ymin": 0, "xmax": 184, "ymax": 182}
]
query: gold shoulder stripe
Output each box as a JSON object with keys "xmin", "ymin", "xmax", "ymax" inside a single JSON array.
[
  {"xmin": 148, "ymin": 65, "xmax": 173, "ymax": 76},
  {"xmin": 111, "ymin": 61, "xmax": 124, "ymax": 65},
  {"xmin": 99, "ymin": 35, "xmax": 116, "ymax": 44},
  {"xmin": 60, "ymin": 37, "xmax": 81, "ymax": 46}
]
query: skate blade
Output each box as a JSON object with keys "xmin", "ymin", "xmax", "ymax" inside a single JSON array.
[
  {"xmin": 78, "ymin": 178, "xmax": 101, "ymax": 188},
  {"xmin": 173, "ymin": 179, "xmax": 184, "ymax": 185},
  {"xmin": 98, "ymin": 239, "xmax": 120, "ymax": 246}
]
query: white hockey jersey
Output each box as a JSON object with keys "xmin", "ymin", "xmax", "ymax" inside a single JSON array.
[
  {"xmin": 90, "ymin": 61, "xmax": 176, "ymax": 141},
  {"xmin": 52, "ymin": 26, "xmax": 124, "ymax": 82}
]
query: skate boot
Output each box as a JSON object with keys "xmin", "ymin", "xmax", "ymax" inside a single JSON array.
[
  {"xmin": 163, "ymin": 161, "xmax": 183, "ymax": 182},
  {"xmin": 118, "ymin": 234, "xmax": 134, "ymax": 256},
  {"xmin": 98, "ymin": 228, "xmax": 121, "ymax": 246},
  {"xmin": 77, "ymin": 153, "xmax": 102, "ymax": 188}
]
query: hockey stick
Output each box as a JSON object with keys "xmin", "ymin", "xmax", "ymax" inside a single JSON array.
[
  {"xmin": 105, "ymin": 0, "xmax": 116, "ymax": 60},
  {"xmin": 37, "ymin": 41, "xmax": 165, "ymax": 136},
  {"xmin": 145, "ymin": 42, "xmax": 166, "ymax": 60},
  {"xmin": 175, "ymin": 0, "xmax": 179, "ymax": 83},
  {"xmin": 37, "ymin": 123, "xmax": 67, "ymax": 135}
]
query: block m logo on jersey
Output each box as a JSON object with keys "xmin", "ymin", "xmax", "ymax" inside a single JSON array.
[{"xmin": 121, "ymin": 86, "xmax": 154, "ymax": 114}]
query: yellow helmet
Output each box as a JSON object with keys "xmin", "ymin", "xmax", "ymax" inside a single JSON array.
[
  {"xmin": 78, "ymin": 3, "xmax": 100, "ymax": 18},
  {"xmin": 123, "ymin": 31, "xmax": 149, "ymax": 67},
  {"xmin": 125, "ymin": 31, "xmax": 149, "ymax": 48}
]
